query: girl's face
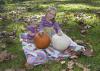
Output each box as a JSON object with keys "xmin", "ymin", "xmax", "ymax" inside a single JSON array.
[{"xmin": 46, "ymin": 10, "xmax": 56, "ymax": 20}]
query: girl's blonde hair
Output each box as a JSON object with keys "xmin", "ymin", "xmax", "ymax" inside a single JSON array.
[{"xmin": 46, "ymin": 6, "xmax": 57, "ymax": 13}]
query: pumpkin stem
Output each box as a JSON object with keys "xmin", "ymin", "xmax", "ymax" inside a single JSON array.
[{"xmin": 38, "ymin": 32, "xmax": 43, "ymax": 37}]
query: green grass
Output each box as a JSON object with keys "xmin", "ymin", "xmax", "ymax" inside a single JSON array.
[{"xmin": 0, "ymin": 0, "xmax": 100, "ymax": 71}]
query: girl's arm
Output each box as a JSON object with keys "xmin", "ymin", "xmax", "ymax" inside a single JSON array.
[
  {"xmin": 54, "ymin": 22, "xmax": 62, "ymax": 35},
  {"xmin": 38, "ymin": 17, "xmax": 45, "ymax": 33},
  {"xmin": 39, "ymin": 22, "xmax": 44, "ymax": 33}
]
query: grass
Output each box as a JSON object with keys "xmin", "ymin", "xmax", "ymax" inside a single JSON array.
[{"xmin": 0, "ymin": 0, "xmax": 100, "ymax": 71}]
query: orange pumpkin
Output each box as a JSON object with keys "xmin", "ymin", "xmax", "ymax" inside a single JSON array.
[{"xmin": 34, "ymin": 32, "xmax": 51, "ymax": 49}]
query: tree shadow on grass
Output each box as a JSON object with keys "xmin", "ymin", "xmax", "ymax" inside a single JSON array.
[{"xmin": 52, "ymin": 0, "xmax": 100, "ymax": 7}]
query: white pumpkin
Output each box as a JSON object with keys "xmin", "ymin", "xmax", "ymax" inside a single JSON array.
[{"xmin": 52, "ymin": 33, "xmax": 71, "ymax": 51}]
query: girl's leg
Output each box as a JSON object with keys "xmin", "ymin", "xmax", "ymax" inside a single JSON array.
[
  {"xmin": 64, "ymin": 34, "xmax": 84, "ymax": 51},
  {"xmin": 60, "ymin": 31, "xmax": 94, "ymax": 57},
  {"xmin": 67, "ymin": 37, "xmax": 94, "ymax": 57}
]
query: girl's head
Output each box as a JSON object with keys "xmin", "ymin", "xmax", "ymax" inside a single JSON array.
[{"xmin": 45, "ymin": 7, "xmax": 57, "ymax": 22}]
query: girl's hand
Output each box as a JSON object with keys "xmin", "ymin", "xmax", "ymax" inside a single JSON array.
[{"xmin": 57, "ymin": 32, "xmax": 62, "ymax": 36}]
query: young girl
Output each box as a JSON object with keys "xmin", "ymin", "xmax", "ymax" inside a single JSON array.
[
  {"xmin": 39, "ymin": 7, "xmax": 62, "ymax": 37},
  {"xmin": 39, "ymin": 7, "xmax": 93, "ymax": 59},
  {"xmin": 20, "ymin": 19, "xmax": 48, "ymax": 67}
]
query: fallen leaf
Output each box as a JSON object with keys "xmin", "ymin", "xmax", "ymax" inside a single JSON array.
[
  {"xmin": 83, "ymin": 67, "xmax": 90, "ymax": 71},
  {"xmin": 61, "ymin": 69, "xmax": 66, "ymax": 71},
  {"xmin": 11, "ymin": 55, "xmax": 17, "ymax": 59},
  {"xmin": 25, "ymin": 63, "xmax": 33, "ymax": 70},
  {"xmin": 67, "ymin": 60, "xmax": 74, "ymax": 69},
  {"xmin": 75, "ymin": 61, "xmax": 91, "ymax": 71},
  {"xmin": 60, "ymin": 61, "xmax": 66, "ymax": 64},
  {"xmin": 75, "ymin": 62, "xmax": 84, "ymax": 68},
  {"xmin": 5, "ymin": 69, "xmax": 15, "ymax": 71},
  {"xmin": 81, "ymin": 47, "xmax": 94, "ymax": 57},
  {"xmin": 0, "ymin": 50, "xmax": 17, "ymax": 62}
]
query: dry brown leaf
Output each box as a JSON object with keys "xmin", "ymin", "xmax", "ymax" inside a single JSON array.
[
  {"xmin": 25, "ymin": 63, "xmax": 33, "ymax": 69},
  {"xmin": 11, "ymin": 55, "xmax": 17, "ymax": 60},
  {"xmin": 67, "ymin": 60, "xmax": 74, "ymax": 69},
  {"xmin": 5, "ymin": 69, "xmax": 15, "ymax": 71},
  {"xmin": 60, "ymin": 61, "xmax": 66, "ymax": 64},
  {"xmin": 75, "ymin": 61, "xmax": 91, "ymax": 71},
  {"xmin": 81, "ymin": 47, "xmax": 94, "ymax": 57},
  {"xmin": 0, "ymin": 50, "xmax": 8, "ymax": 62},
  {"xmin": 83, "ymin": 67, "xmax": 90, "ymax": 71},
  {"xmin": 0, "ymin": 50, "xmax": 17, "ymax": 62},
  {"xmin": 66, "ymin": 59, "xmax": 91, "ymax": 71},
  {"xmin": 75, "ymin": 62, "xmax": 85, "ymax": 68}
]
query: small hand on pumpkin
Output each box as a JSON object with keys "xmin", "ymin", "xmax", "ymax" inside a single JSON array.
[
  {"xmin": 57, "ymin": 32, "xmax": 62, "ymax": 36},
  {"xmin": 39, "ymin": 31, "xmax": 44, "ymax": 36}
]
